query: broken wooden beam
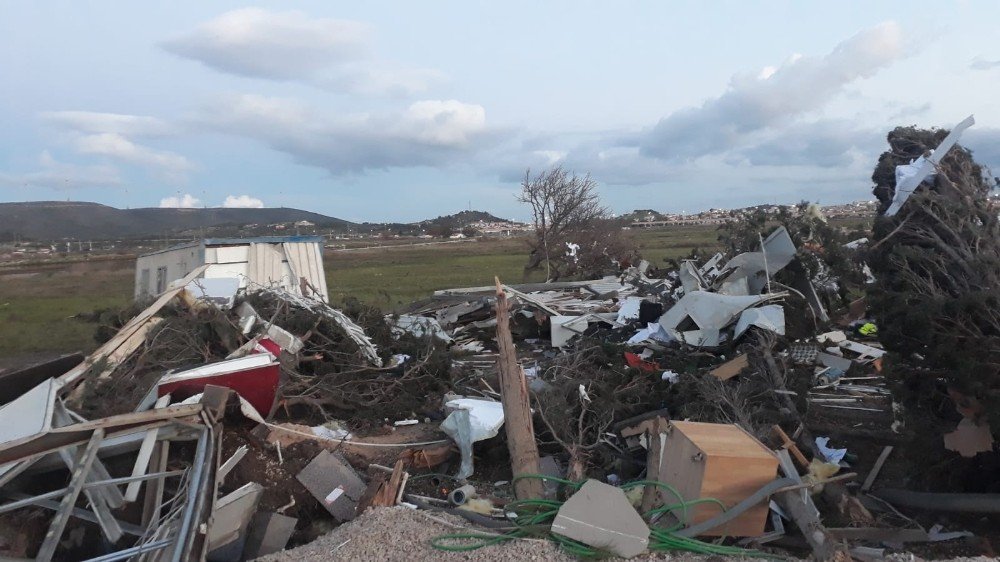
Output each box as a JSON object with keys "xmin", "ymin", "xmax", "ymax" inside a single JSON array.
[
  {"xmin": 37, "ymin": 428, "xmax": 104, "ymax": 562},
  {"xmin": 494, "ymin": 277, "xmax": 543, "ymax": 500},
  {"xmin": 771, "ymin": 424, "xmax": 809, "ymax": 469},
  {"xmin": 861, "ymin": 445, "xmax": 893, "ymax": 493}
]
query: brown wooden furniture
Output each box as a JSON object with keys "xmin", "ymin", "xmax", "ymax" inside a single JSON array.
[{"xmin": 659, "ymin": 421, "xmax": 778, "ymax": 537}]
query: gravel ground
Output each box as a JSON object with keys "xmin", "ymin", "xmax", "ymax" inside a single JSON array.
[
  {"xmin": 257, "ymin": 506, "xmax": 717, "ymax": 562},
  {"xmin": 258, "ymin": 507, "xmax": 992, "ymax": 562}
]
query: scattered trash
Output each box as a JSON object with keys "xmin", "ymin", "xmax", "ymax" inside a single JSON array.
[
  {"xmin": 551, "ymin": 479, "xmax": 650, "ymax": 558},
  {"xmin": 1, "ymin": 200, "xmax": 994, "ymax": 561}
]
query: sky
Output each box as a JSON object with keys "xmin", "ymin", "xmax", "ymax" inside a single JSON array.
[{"xmin": 2, "ymin": 1, "xmax": 1000, "ymax": 222}]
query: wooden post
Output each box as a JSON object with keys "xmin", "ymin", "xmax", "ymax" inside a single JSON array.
[
  {"xmin": 640, "ymin": 417, "xmax": 668, "ymax": 514},
  {"xmin": 494, "ymin": 277, "xmax": 544, "ymax": 500},
  {"xmin": 772, "ymin": 424, "xmax": 809, "ymax": 469}
]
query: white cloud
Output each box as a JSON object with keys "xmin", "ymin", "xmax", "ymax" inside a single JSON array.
[
  {"xmin": 490, "ymin": 22, "xmax": 913, "ymax": 196},
  {"xmin": 197, "ymin": 94, "xmax": 494, "ymax": 174},
  {"xmin": 41, "ymin": 110, "xmax": 191, "ymax": 180},
  {"xmin": 162, "ymin": 8, "xmax": 441, "ymax": 95},
  {"xmin": 222, "ymin": 195, "xmax": 265, "ymax": 208},
  {"xmin": 41, "ymin": 111, "xmax": 174, "ymax": 136},
  {"xmin": 159, "ymin": 193, "xmax": 202, "ymax": 208},
  {"xmin": 639, "ymin": 21, "xmax": 905, "ymax": 160},
  {"xmin": 0, "ymin": 151, "xmax": 121, "ymax": 190},
  {"xmin": 396, "ymin": 100, "xmax": 487, "ymax": 146},
  {"xmin": 970, "ymin": 57, "xmax": 1000, "ymax": 71},
  {"xmin": 74, "ymin": 133, "xmax": 192, "ymax": 179}
]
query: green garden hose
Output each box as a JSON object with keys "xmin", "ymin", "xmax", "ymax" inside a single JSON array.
[{"xmin": 429, "ymin": 474, "xmax": 778, "ymax": 558}]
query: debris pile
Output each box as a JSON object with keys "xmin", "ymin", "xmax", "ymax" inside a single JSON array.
[{"xmin": 0, "ymin": 118, "xmax": 997, "ymax": 560}]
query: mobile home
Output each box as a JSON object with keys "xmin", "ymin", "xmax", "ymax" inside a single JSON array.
[{"xmin": 134, "ymin": 236, "xmax": 328, "ymax": 302}]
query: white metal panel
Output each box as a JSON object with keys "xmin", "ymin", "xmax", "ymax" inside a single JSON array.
[
  {"xmin": 282, "ymin": 242, "xmax": 329, "ymax": 302},
  {"xmin": 213, "ymin": 245, "xmax": 250, "ymax": 264},
  {"xmin": 0, "ymin": 378, "xmax": 57, "ymax": 443},
  {"xmin": 246, "ymin": 243, "xmax": 290, "ymax": 291},
  {"xmin": 206, "ymin": 263, "xmax": 249, "ymax": 284},
  {"xmin": 135, "ymin": 247, "xmax": 203, "ymax": 300}
]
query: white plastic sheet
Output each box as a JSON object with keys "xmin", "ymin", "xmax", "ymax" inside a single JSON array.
[{"xmin": 440, "ymin": 398, "xmax": 505, "ymax": 479}]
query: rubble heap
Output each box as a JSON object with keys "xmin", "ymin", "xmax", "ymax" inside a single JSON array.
[{"xmin": 0, "ymin": 119, "xmax": 996, "ymax": 561}]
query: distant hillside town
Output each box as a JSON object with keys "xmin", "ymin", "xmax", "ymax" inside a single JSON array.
[{"xmin": 625, "ymin": 200, "xmax": 877, "ymax": 227}]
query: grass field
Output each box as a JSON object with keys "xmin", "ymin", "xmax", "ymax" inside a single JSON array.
[{"xmin": 0, "ymin": 224, "xmax": 727, "ymax": 361}]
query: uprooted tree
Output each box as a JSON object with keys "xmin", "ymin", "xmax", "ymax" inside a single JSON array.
[
  {"xmin": 867, "ymin": 123, "xmax": 1000, "ymax": 430},
  {"xmin": 518, "ymin": 166, "xmax": 638, "ymax": 281}
]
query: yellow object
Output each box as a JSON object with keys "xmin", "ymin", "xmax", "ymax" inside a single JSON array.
[
  {"xmin": 456, "ymin": 498, "xmax": 495, "ymax": 515},
  {"xmin": 859, "ymin": 322, "xmax": 878, "ymax": 336},
  {"xmin": 804, "ymin": 458, "xmax": 841, "ymax": 494}
]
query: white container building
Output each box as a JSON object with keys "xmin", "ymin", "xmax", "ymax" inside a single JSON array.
[{"xmin": 134, "ymin": 236, "xmax": 329, "ymax": 302}]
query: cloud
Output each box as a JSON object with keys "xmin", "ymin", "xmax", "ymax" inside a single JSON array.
[
  {"xmin": 639, "ymin": 21, "xmax": 905, "ymax": 161},
  {"xmin": 0, "ymin": 151, "xmax": 122, "ymax": 189},
  {"xmin": 74, "ymin": 133, "xmax": 192, "ymax": 179},
  {"xmin": 41, "ymin": 110, "xmax": 191, "ymax": 180},
  {"xmin": 962, "ymin": 128, "xmax": 1000, "ymax": 173},
  {"xmin": 162, "ymin": 8, "xmax": 441, "ymax": 95},
  {"xmin": 488, "ymin": 21, "xmax": 914, "ymax": 198},
  {"xmin": 159, "ymin": 193, "xmax": 202, "ymax": 208},
  {"xmin": 737, "ymin": 121, "xmax": 882, "ymax": 168},
  {"xmin": 222, "ymin": 195, "xmax": 264, "ymax": 208},
  {"xmin": 41, "ymin": 111, "xmax": 174, "ymax": 136},
  {"xmin": 970, "ymin": 57, "xmax": 1000, "ymax": 71},
  {"xmin": 196, "ymin": 94, "xmax": 494, "ymax": 174}
]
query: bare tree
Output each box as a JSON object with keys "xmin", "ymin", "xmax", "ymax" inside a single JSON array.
[{"xmin": 517, "ymin": 166, "xmax": 635, "ymax": 280}]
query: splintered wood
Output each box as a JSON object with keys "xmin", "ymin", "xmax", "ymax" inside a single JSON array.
[{"xmin": 494, "ymin": 277, "xmax": 543, "ymax": 500}]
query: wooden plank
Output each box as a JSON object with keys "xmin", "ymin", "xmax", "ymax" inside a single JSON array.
[
  {"xmin": 0, "ymin": 404, "xmax": 201, "ymax": 465},
  {"xmin": 37, "ymin": 429, "xmax": 104, "ymax": 562},
  {"xmin": 640, "ymin": 417, "xmax": 667, "ymax": 514},
  {"xmin": 773, "ymin": 449, "xmax": 846, "ymax": 561},
  {"xmin": 59, "ymin": 264, "xmax": 210, "ymax": 387},
  {"xmin": 861, "ymin": 446, "xmax": 893, "ymax": 492},
  {"xmin": 124, "ymin": 427, "xmax": 160, "ymax": 502},
  {"xmin": 494, "ymin": 277, "xmax": 543, "ymax": 500},
  {"xmin": 218, "ymin": 445, "xmax": 248, "ymax": 484},
  {"xmin": 370, "ymin": 459, "xmax": 407, "ymax": 508},
  {"xmin": 709, "ymin": 354, "xmax": 749, "ymax": 381},
  {"xmin": 772, "ymin": 425, "xmax": 809, "ymax": 469},
  {"xmin": 124, "ymin": 395, "xmax": 172, "ymax": 503},
  {"xmin": 52, "ymin": 404, "xmax": 123, "ymax": 543},
  {"xmin": 142, "ymin": 441, "xmax": 169, "ymax": 529}
]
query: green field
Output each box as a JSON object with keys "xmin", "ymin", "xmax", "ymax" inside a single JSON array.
[{"xmin": 0, "ymin": 226, "xmax": 724, "ymax": 362}]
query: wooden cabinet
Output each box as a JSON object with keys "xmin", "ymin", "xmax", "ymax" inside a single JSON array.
[{"xmin": 659, "ymin": 421, "xmax": 778, "ymax": 537}]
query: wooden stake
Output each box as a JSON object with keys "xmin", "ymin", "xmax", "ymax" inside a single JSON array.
[
  {"xmin": 772, "ymin": 424, "xmax": 809, "ymax": 469},
  {"xmin": 861, "ymin": 446, "xmax": 893, "ymax": 492},
  {"xmin": 494, "ymin": 277, "xmax": 543, "ymax": 500}
]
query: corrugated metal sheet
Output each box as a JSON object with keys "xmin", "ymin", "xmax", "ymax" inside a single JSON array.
[
  {"xmin": 246, "ymin": 243, "xmax": 289, "ymax": 291},
  {"xmin": 283, "ymin": 242, "xmax": 329, "ymax": 302}
]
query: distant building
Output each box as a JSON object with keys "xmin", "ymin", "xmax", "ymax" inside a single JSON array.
[
  {"xmin": 134, "ymin": 236, "xmax": 328, "ymax": 302},
  {"xmin": 294, "ymin": 220, "xmax": 315, "ymax": 227}
]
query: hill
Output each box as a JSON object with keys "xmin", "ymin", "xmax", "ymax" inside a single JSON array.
[
  {"xmin": 0, "ymin": 202, "xmax": 516, "ymax": 241},
  {"xmin": 417, "ymin": 210, "xmax": 510, "ymax": 228},
  {"xmin": 0, "ymin": 201, "xmax": 355, "ymax": 241}
]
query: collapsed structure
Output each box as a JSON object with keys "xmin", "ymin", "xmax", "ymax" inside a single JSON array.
[{"xmin": 0, "ymin": 117, "xmax": 996, "ymax": 561}]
